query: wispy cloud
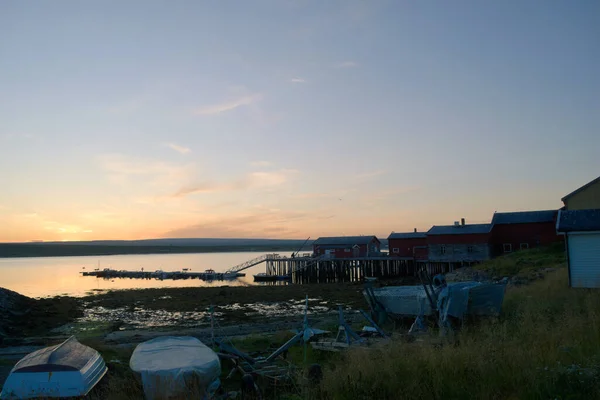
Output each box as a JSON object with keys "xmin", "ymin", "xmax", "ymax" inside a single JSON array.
[
  {"xmin": 251, "ymin": 160, "xmax": 273, "ymax": 167},
  {"xmin": 172, "ymin": 183, "xmax": 231, "ymax": 198},
  {"xmin": 162, "ymin": 209, "xmax": 309, "ymax": 239},
  {"xmin": 172, "ymin": 170, "xmax": 297, "ymax": 198},
  {"xmin": 194, "ymin": 93, "xmax": 262, "ymax": 116},
  {"xmin": 97, "ymin": 153, "xmax": 195, "ymax": 186},
  {"xmin": 335, "ymin": 61, "xmax": 358, "ymax": 69},
  {"xmin": 247, "ymin": 171, "xmax": 289, "ymax": 187},
  {"xmin": 165, "ymin": 143, "xmax": 191, "ymax": 154},
  {"xmin": 355, "ymin": 170, "xmax": 387, "ymax": 180},
  {"xmin": 290, "ymin": 77, "xmax": 306, "ymax": 83}
]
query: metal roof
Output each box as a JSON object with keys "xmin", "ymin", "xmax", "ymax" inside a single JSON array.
[
  {"xmin": 313, "ymin": 236, "xmax": 379, "ymax": 245},
  {"xmin": 561, "ymin": 176, "xmax": 600, "ymax": 202},
  {"xmin": 556, "ymin": 209, "xmax": 600, "ymax": 233},
  {"xmin": 427, "ymin": 224, "xmax": 492, "ymax": 235},
  {"xmin": 491, "ymin": 210, "xmax": 557, "ymax": 225},
  {"xmin": 388, "ymin": 232, "xmax": 427, "ymax": 239}
]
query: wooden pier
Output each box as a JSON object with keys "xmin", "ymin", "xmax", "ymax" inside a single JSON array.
[
  {"xmin": 80, "ymin": 269, "xmax": 245, "ymax": 281},
  {"xmin": 257, "ymin": 254, "xmax": 458, "ymax": 284},
  {"xmin": 80, "ymin": 254, "xmax": 466, "ymax": 285}
]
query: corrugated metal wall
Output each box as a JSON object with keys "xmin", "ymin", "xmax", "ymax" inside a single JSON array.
[{"xmin": 568, "ymin": 233, "xmax": 600, "ymax": 288}]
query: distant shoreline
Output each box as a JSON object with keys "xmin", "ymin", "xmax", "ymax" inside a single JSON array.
[{"xmin": 0, "ymin": 244, "xmax": 309, "ymax": 259}]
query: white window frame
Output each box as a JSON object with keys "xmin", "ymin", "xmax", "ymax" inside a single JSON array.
[
  {"xmin": 344, "ymin": 248, "xmax": 351, "ymax": 253},
  {"xmin": 392, "ymin": 248, "xmax": 399, "ymax": 254},
  {"xmin": 441, "ymin": 245, "xmax": 446, "ymax": 255},
  {"xmin": 467, "ymin": 245, "xmax": 474, "ymax": 253},
  {"xmin": 520, "ymin": 243, "xmax": 529, "ymax": 250},
  {"xmin": 503, "ymin": 243, "xmax": 512, "ymax": 253}
]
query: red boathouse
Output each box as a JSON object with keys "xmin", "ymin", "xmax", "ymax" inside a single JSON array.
[
  {"xmin": 388, "ymin": 229, "xmax": 428, "ymax": 260},
  {"xmin": 427, "ymin": 219, "xmax": 492, "ymax": 264},
  {"xmin": 490, "ymin": 210, "xmax": 561, "ymax": 256},
  {"xmin": 313, "ymin": 236, "xmax": 381, "ymax": 258}
]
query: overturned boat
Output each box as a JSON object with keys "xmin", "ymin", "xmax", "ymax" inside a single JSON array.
[
  {"xmin": 364, "ymin": 276, "xmax": 507, "ymax": 323},
  {"xmin": 0, "ymin": 336, "xmax": 107, "ymax": 399},
  {"xmin": 130, "ymin": 336, "xmax": 221, "ymax": 400}
]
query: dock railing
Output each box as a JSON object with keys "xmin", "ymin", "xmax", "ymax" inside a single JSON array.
[{"xmin": 224, "ymin": 254, "xmax": 270, "ymax": 274}]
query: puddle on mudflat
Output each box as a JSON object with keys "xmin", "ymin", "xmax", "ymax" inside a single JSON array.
[
  {"xmin": 78, "ymin": 297, "xmax": 348, "ymax": 329},
  {"xmin": 218, "ymin": 299, "xmax": 339, "ymax": 318},
  {"xmin": 79, "ymin": 305, "xmax": 221, "ymax": 330}
]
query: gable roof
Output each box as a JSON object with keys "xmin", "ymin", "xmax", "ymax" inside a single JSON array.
[
  {"xmin": 313, "ymin": 236, "xmax": 379, "ymax": 246},
  {"xmin": 427, "ymin": 224, "xmax": 492, "ymax": 236},
  {"xmin": 388, "ymin": 232, "xmax": 427, "ymax": 239},
  {"xmin": 491, "ymin": 210, "xmax": 557, "ymax": 225},
  {"xmin": 561, "ymin": 176, "xmax": 600, "ymax": 202},
  {"xmin": 556, "ymin": 209, "xmax": 600, "ymax": 233}
]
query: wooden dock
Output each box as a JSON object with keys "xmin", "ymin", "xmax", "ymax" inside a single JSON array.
[
  {"xmin": 80, "ymin": 269, "xmax": 245, "ymax": 281},
  {"xmin": 258, "ymin": 254, "xmax": 455, "ymax": 284},
  {"xmin": 80, "ymin": 253, "xmax": 460, "ymax": 285}
]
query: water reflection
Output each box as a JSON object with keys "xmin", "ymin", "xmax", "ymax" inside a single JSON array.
[{"xmin": 0, "ymin": 252, "xmax": 273, "ymax": 298}]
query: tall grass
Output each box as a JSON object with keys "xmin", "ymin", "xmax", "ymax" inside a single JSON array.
[
  {"xmin": 475, "ymin": 243, "xmax": 565, "ymax": 279},
  {"xmin": 319, "ymin": 268, "xmax": 600, "ymax": 400}
]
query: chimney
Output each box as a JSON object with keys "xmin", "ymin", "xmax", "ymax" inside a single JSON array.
[
  {"xmin": 461, "ymin": 218, "xmax": 465, "ymax": 226},
  {"xmin": 414, "ymin": 228, "xmax": 417, "ymax": 233}
]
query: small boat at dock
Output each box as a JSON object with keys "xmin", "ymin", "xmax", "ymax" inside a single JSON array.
[
  {"xmin": 80, "ymin": 268, "xmax": 245, "ymax": 281},
  {"xmin": 202, "ymin": 269, "xmax": 218, "ymax": 280}
]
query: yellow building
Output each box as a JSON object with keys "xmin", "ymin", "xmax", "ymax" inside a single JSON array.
[{"xmin": 562, "ymin": 176, "xmax": 600, "ymax": 210}]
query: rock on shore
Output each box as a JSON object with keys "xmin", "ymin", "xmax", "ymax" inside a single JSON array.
[
  {"xmin": 0, "ymin": 287, "xmax": 81, "ymax": 342},
  {"xmin": 0, "ymin": 288, "xmax": 33, "ymax": 337}
]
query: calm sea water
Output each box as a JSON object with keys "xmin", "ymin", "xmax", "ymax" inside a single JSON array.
[{"xmin": 0, "ymin": 251, "xmax": 280, "ymax": 298}]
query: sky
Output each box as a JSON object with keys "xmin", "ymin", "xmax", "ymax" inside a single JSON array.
[{"xmin": 1, "ymin": 0, "xmax": 599, "ymax": 242}]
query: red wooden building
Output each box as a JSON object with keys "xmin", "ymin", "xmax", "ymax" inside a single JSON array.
[
  {"xmin": 490, "ymin": 210, "xmax": 561, "ymax": 256},
  {"xmin": 313, "ymin": 236, "xmax": 381, "ymax": 258},
  {"xmin": 388, "ymin": 229, "xmax": 428, "ymax": 260},
  {"xmin": 427, "ymin": 219, "xmax": 492, "ymax": 263}
]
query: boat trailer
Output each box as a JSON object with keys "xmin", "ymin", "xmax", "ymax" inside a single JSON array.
[{"xmin": 311, "ymin": 305, "xmax": 388, "ymax": 352}]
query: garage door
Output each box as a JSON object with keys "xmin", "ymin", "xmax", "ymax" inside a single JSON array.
[{"xmin": 568, "ymin": 233, "xmax": 600, "ymax": 288}]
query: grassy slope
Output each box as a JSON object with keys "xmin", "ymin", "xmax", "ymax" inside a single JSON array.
[
  {"xmin": 320, "ymin": 246, "xmax": 600, "ymax": 400},
  {"xmin": 474, "ymin": 242, "xmax": 566, "ymax": 281}
]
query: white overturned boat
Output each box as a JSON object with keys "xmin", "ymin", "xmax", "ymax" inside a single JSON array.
[
  {"xmin": 130, "ymin": 336, "xmax": 221, "ymax": 400},
  {"xmin": 364, "ymin": 280, "xmax": 507, "ymax": 320},
  {"xmin": 0, "ymin": 336, "xmax": 107, "ymax": 399}
]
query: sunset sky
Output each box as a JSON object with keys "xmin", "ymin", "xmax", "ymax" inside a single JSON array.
[{"xmin": 1, "ymin": 1, "xmax": 599, "ymax": 242}]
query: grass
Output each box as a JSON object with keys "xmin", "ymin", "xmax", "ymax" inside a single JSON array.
[
  {"xmin": 474, "ymin": 242, "xmax": 566, "ymax": 280},
  {"xmin": 319, "ymin": 248, "xmax": 600, "ymax": 400}
]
